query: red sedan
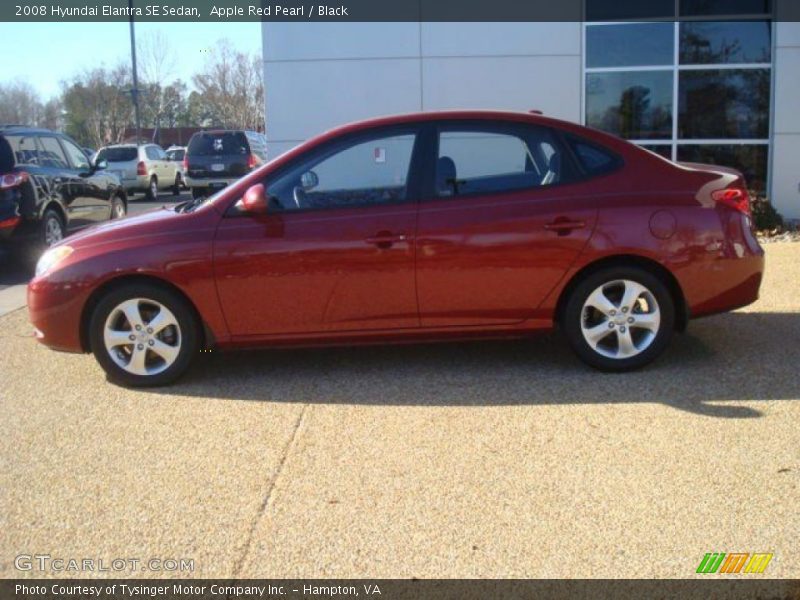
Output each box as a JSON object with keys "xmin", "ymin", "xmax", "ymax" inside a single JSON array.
[{"xmin": 27, "ymin": 111, "xmax": 764, "ymax": 386}]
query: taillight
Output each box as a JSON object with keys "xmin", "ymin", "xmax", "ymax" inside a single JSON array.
[
  {"xmin": 247, "ymin": 154, "xmax": 257, "ymax": 170},
  {"xmin": 182, "ymin": 156, "xmax": 188, "ymax": 171},
  {"xmin": 712, "ymin": 186, "xmax": 751, "ymax": 216},
  {"xmin": 136, "ymin": 161, "xmax": 147, "ymax": 176},
  {"xmin": 0, "ymin": 172, "xmax": 28, "ymax": 189},
  {"xmin": 0, "ymin": 216, "xmax": 21, "ymax": 229}
]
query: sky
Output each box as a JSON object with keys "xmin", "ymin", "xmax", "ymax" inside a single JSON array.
[{"xmin": 0, "ymin": 22, "xmax": 262, "ymax": 100}]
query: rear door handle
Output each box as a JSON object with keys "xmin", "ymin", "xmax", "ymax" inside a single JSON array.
[
  {"xmin": 545, "ymin": 219, "xmax": 585, "ymax": 235},
  {"xmin": 365, "ymin": 231, "xmax": 408, "ymax": 249}
]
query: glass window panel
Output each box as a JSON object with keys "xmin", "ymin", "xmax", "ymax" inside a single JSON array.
[
  {"xmin": 677, "ymin": 144, "xmax": 768, "ymax": 192},
  {"xmin": 586, "ymin": 71, "xmax": 674, "ymax": 140},
  {"xmin": 680, "ymin": 21, "xmax": 771, "ymax": 64},
  {"xmin": 586, "ymin": 0, "xmax": 675, "ymax": 21},
  {"xmin": 587, "ymin": 23, "xmax": 674, "ymax": 68},
  {"xmin": 679, "ymin": 69, "xmax": 770, "ymax": 139},
  {"xmin": 680, "ymin": 0, "xmax": 771, "ymax": 16},
  {"xmin": 639, "ymin": 144, "xmax": 673, "ymax": 159}
]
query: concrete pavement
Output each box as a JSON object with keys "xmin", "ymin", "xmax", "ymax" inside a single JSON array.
[{"xmin": 1, "ymin": 243, "xmax": 798, "ymax": 579}]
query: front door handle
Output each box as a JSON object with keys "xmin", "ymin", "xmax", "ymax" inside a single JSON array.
[
  {"xmin": 545, "ymin": 218, "xmax": 585, "ymax": 236},
  {"xmin": 365, "ymin": 231, "xmax": 407, "ymax": 249}
]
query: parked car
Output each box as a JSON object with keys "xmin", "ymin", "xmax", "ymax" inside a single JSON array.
[
  {"xmin": 0, "ymin": 126, "xmax": 126, "ymax": 254},
  {"xmin": 28, "ymin": 111, "xmax": 764, "ymax": 387},
  {"xmin": 95, "ymin": 143, "xmax": 180, "ymax": 200},
  {"xmin": 165, "ymin": 145, "xmax": 187, "ymax": 189},
  {"xmin": 184, "ymin": 130, "xmax": 267, "ymax": 199}
]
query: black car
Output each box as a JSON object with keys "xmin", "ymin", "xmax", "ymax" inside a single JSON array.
[
  {"xmin": 0, "ymin": 126, "xmax": 127, "ymax": 254},
  {"xmin": 184, "ymin": 130, "xmax": 267, "ymax": 199}
]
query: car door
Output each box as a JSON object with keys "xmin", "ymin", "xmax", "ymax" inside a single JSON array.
[
  {"xmin": 415, "ymin": 121, "xmax": 598, "ymax": 327},
  {"xmin": 60, "ymin": 136, "xmax": 110, "ymax": 222},
  {"xmin": 213, "ymin": 126, "xmax": 424, "ymax": 337},
  {"xmin": 37, "ymin": 135, "xmax": 94, "ymax": 231},
  {"xmin": 153, "ymin": 145, "xmax": 175, "ymax": 185}
]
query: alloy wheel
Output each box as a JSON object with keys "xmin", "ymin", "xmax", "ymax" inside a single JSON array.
[
  {"xmin": 44, "ymin": 216, "xmax": 63, "ymax": 246},
  {"xmin": 103, "ymin": 298, "xmax": 182, "ymax": 376},
  {"xmin": 580, "ymin": 279, "xmax": 661, "ymax": 360}
]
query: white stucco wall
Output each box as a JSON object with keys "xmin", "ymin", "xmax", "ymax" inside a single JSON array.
[{"xmin": 261, "ymin": 22, "xmax": 582, "ymax": 158}]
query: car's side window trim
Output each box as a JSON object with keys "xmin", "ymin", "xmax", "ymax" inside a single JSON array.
[
  {"xmin": 225, "ymin": 123, "xmax": 428, "ymax": 217},
  {"xmin": 421, "ymin": 120, "xmax": 583, "ymax": 202}
]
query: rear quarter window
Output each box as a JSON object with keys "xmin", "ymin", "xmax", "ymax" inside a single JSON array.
[
  {"xmin": 568, "ymin": 136, "xmax": 622, "ymax": 177},
  {"xmin": 1, "ymin": 134, "xmax": 40, "ymax": 169},
  {"xmin": 188, "ymin": 132, "xmax": 249, "ymax": 156}
]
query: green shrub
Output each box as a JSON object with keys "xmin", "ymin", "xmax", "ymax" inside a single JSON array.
[{"xmin": 750, "ymin": 194, "xmax": 784, "ymax": 232}]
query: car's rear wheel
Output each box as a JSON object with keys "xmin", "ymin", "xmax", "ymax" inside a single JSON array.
[
  {"xmin": 110, "ymin": 196, "xmax": 126, "ymax": 219},
  {"xmin": 172, "ymin": 173, "xmax": 182, "ymax": 196},
  {"xmin": 41, "ymin": 208, "xmax": 65, "ymax": 247},
  {"xmin": 191, "ymin": 187, "xmax": 205, "ymax": 199},
  {"xmin": 563, "ymin": 266, "xmax": 674, "ymax": 371},
  {"xmin": 147, "ymin": 176, "xmax": 158, "ymax": 200},
  {"xmin": 89, "ymin": 283, "xmax": 200, "ymax": 387}
]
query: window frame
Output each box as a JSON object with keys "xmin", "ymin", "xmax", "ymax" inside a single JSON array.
[
  {"xmin": 227, "ymin": 123, "xmax": 428, "ymax": 217},
  {"xmin": 582, "ymin": 15, "xmax": 773, "ymax": 193},
  {"xmin": 423, "ymin": 120, "xmax": 583, "ymax": 201}
]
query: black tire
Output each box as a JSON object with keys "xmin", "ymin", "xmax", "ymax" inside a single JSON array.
[
  {"xmin": 41, "ymin": 208, "xmax": 65, "ymax": 248},
  {"xmin": 172, "ymin": 173, "xmax": 182, "ymax": 196},
  {"xmin": 110, "ymin": 195, "xmax": 126, "ymax": 220},
  {"xmin": 191, "ymin": 187, "xmax": 205, "ymax": 200},
  {"xmin": 562, "ymin": 266, "xmax": 675, "ymax": 372},
  {"xmin": 146, "ymin": 176, "xmax": 158, "ymax": 201},
  {"xmin": 89, "ymin": 283, "xmax": 200, "ymax": 387}
]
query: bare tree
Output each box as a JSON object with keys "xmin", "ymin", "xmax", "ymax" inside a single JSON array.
[
  {"xmin": 137, "ymin": 30, "xmax": 181, "ymax": 132},
  {"xmin": 0, "ymin": 81, "xmax": 44, "ymax": 126},
  {"xmin": 61, "ymin": 63, "xmax": 134, "ymax": 148},
  {"xmin": 192, "ymin": 39, "xmax": 264, "ymax": 130}
]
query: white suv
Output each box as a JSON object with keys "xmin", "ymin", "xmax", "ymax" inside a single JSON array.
[{"xmin": 95, "ymin": 144, "xmax": 181, "ymax": 200}]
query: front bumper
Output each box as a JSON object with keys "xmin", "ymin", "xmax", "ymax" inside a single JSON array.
[{"xmin": 27, "ymin": 275, "xmax": 89, "ymax": 353}]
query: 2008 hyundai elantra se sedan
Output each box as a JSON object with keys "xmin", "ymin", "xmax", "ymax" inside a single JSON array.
[{"xmin": 27, "ymin": 111, "xmax": 764, "ymax": 386}]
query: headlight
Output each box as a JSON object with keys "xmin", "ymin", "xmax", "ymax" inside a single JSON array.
[{"xmin": 35, "ymin": 245, "xmax": 74, "ymax": 277}]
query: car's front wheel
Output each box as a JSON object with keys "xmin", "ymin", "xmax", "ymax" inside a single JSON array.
[
  {"xmin": 172, "ymin": 173, "xmax": 182, "ymax": 196},
  {"xmin": 110, "ymin": 196, "xmax": 126, "ymax": 219},
  {"xmin": 89, "ymin": 283, "xmax": 200, "ymax": 386},
  {"xmin": 562, "ymin": 266, "xmax": 674, "ymax": 371},
  {"xmin": 41, "ymin": 208, "xmax": 65, "ymax": 247}
]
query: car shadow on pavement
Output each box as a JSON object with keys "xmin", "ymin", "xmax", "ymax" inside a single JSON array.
[{"xmin": 146, "ymin": 311, "xmax": 799, "ymax": 418}]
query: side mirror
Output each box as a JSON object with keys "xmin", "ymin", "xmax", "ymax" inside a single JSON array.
[
  {"xmin": 300, "ymin": 170, "xmax": 319, "ymax": 190},
  {"xmin": 241, "ymin": 183, "xmax": 268, "ymax": 214},
  {"xmin": 93, "ymin": 158, "xmax": 108, "ymax": 171}
]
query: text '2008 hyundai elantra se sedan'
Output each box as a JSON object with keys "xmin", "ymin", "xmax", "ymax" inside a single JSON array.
[{"xmin": 27, "ymin": 111, "xmax": 764, "ymax": 386}]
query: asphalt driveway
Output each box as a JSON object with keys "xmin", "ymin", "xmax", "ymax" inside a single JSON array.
[{"xmin": 1, "ymin": 243, "xmax": 798, "ymax": 579}]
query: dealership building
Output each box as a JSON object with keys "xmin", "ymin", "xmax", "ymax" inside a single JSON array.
[{"xmin": 262, "ymin": 1, "xmax": 800, "ymax": 219}]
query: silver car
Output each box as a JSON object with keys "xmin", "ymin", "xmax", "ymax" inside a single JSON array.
[
  {"xmin": 95, "ymin": 144, "xmax": 181, "ymax": 200},
  {"xmin": 165, "ymin": 146, "xmax": 187, "ymax": 189}
]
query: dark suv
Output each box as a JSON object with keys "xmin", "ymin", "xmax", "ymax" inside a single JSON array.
[
  {"xmin": 184, "ymin": 130, "xmax": 267, "ymax": 198},
  {"xmin": 0, "ymin": 126, "xmax": 127, "ymax": 254}
]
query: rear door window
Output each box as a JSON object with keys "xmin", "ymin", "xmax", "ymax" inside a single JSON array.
[
  {"xmin": 38, "ymin": 136, "xmax": 70, "ymax": 169},
  {"xmin": 435, "ymin": 124, "xmax": 570, "ymax": 197},
  {"xmin": 188, "ymin": 132, "xmax": 249, "ymax": 156}
]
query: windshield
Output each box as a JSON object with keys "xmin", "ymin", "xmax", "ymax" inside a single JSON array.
[
  {"xmin": 187, "ymin": 132, "xmax": 248, "ymax": 156},
  {"xmin": 96, "ymin": 147, "xmax": 138, "ymax": 162}
]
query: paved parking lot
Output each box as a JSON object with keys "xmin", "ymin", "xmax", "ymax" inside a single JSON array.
[{"xmin": 1, "ymin": 242, "xmax": 798, "ymax": 579}]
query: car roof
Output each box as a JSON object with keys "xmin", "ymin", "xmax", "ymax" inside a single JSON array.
[{"xmin": 0, "ymin": 126, "xmax": 60, "ymax": 135}]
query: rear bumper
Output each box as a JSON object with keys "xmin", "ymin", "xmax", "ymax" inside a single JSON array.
[
  {"xmin": 682, "ymin": 219, "xmax": 765, "ymax": 319},
  {"xmin": 185, "ymin": 176, "xmax": 239, "ymax": 189}
]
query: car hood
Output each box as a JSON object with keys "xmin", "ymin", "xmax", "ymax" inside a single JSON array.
[{"xmin": 59, "ymin": 206, "xmax": 217, "ymax": 250}]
